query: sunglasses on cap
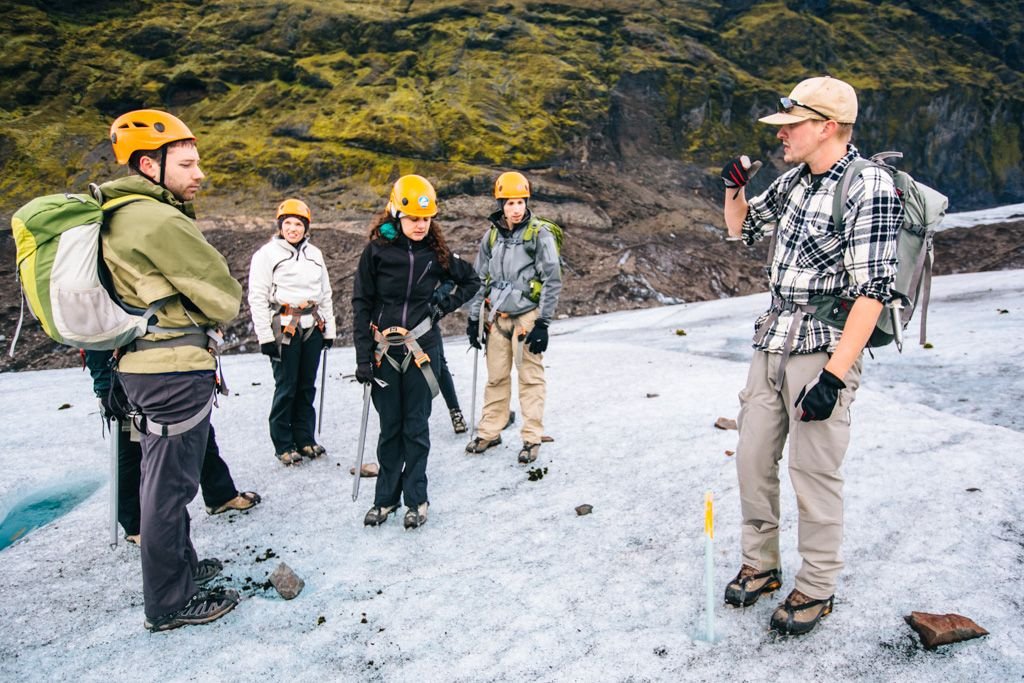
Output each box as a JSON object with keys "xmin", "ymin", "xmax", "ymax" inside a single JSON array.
[{"xmin": 779, "ymin": 97, "xmax": 830, "ymax": 121}]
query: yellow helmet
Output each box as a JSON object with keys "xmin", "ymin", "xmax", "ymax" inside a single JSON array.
[
  {"xmin": 276, "ymin": 198, "xmax": 311, "ymax": 223},
  {"xmin": 494, "ymin": 171, "xmax": 530, "ymax": 199},
  {"xmin": 387, "ymin": 174, "xmax": 437, "ymax": 218},
  {"xmin": 109, "ymin": 109, "xmax": 195, "ymax": 165}
]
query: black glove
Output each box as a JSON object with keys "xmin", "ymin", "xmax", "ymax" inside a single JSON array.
[
  {"xmin": 431, "ymin": 280, "xmax": 455, "ymax": 305},
  {"xmin": 524, "ymin": 319, "xmax": 549, "ymax": 354},
  {"xmin": 323, "ymin": 338, "xmax": 334, "ymax": 350},
  {"xmin": 355, "ymin": 362, "xmax": 374, "ymax": 385},
  {"xmin": 467, "ymin": 318, "xmax": 485, "ymax": 350},
  {"xmin": 795, "ymin": 369, "xmax": 846, "ymax": 422},
  {"xmin": 260, "ymin": 342, "xmax": 279, "ymax": 359},
  {"xmin": 430, "ymin": 301, "xmax": 447, "ymax": 323},
  {"xmin": 721, "ymin": 157, "xmax": 752, "ymax": 188}
]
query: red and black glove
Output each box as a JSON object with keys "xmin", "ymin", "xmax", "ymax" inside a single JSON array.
[{"xmin": 721, "ymin": 156, "xmax": 752, "ymax": 189}]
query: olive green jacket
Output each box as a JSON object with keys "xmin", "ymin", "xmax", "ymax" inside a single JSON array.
[{"xmin": 98, "ymin": 175, "xmax": 241, "ymax": 373}]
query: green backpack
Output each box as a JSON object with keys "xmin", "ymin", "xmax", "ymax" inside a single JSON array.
[
  {"xmin": 9, "ymin": 186, "xmax": 170, "ymax": 354},
  {"xmin": 488, "ymin": 216, "xmax": 564, "ymax": 302},
  {"xmin": 775, "ymin": 152, "xmax": 949, "ymax": 350}
]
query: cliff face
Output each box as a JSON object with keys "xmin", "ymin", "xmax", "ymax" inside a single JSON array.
[
  {"xmin": 1, "ymin": 1, "xmax": 1022, "ymax": 371},
  {"xmin": 1, "ymin": 0, "xmax": 1022, "ymax": 212}
]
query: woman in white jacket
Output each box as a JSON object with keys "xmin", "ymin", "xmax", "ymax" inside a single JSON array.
[{"xmin": 248, "ymin": 199, "xmax": 336, "ymax": 466}]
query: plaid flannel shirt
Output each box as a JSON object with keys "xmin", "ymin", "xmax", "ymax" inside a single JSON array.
[{"xmin": 742, "ymin": 145, "xmax": 902, "ymax": 354}]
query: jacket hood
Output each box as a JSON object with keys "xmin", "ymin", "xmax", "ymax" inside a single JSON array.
[{"xmin": 99, "ymin": 174, "xmax": 196, "ymax": 219}]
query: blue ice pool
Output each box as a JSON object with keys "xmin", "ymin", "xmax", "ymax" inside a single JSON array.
[{"xmin": 0, "ymin": 479, "xmax": 103, "ymax": 550}]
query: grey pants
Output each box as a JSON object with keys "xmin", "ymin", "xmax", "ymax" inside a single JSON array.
[
  {"xmin": 119, "ymin": 370, "xmax": 215, "ymax": 620},
  {"xmin": 735, "ymin": 351, "xmax": 862, "ymax": 599}
]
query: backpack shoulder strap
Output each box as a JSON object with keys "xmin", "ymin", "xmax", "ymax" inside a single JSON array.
[
  {"xmin": 831, "ymin": 158, "xmax": 874, "ymax": 234},
  {"xmin": 101, "ymin": 193, "xmax": 159, "ymax": 213}
]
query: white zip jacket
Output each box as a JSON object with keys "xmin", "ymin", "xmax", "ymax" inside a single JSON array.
[{"xmin": 248, "ymin": 235, "xmax": 336, "ymax": 345}]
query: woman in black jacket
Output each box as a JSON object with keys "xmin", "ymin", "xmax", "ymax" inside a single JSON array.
[{"xmin": 352, "ymin": 174, "xmax": 480, "ymax": 530}]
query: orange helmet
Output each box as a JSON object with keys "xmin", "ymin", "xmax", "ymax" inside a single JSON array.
[
  {"xmin": 494, "ymin": 171, "xmax": 530, "ymax": 199},
  {"xmin": 387, "ymin": 174, "xmax": 437, "ymax": 218},
  {"xmin": 109, "ymin": 109, "xmax": 195, "ymax": 165},
  {"xmin": 276, "ymin": 198, "xmax": 311, "ymax": 224}
]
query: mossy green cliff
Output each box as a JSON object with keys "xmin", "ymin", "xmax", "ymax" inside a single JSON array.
[{"xmin": 1, "ymin": 0, "xmax": 1022, "ymax": 215}]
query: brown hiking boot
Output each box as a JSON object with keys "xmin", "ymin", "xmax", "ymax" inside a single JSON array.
[
  {"xmin": 364, "ymin": 505, "xmax": 396, "ymax": 527},
  {"xmin": 769, "ymin": 589, "xmax": 834, "ymax": 636},
  {"xmin": 465, "ymin": 435, "xmax": 501, "ymax": 454},
  {"xmin": 206, "ymin": 491, "xmax": 261, "ymax": 515},
  {"xmin": 275, "ymin": 449, "xmax": 302, "ymax": 466},
  {"xmin": 724, "ymin": 564, "xmax": 782, "ymax": 607},
  {"xmin": 517, "ymin": 442, "xmax": 540, "ymax": 463},
  {"xmin": 403, "ymin": 502, "xmax": 429, "ymax": 529}
]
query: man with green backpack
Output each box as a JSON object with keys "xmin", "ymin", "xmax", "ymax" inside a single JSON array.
[
  {"xmin": 99, "ymin": 109, "xmax": 243, "ymax": 632},
  {"xmin": 720, "ymin": 77, "xmax": 905, "ymax": 636},
  {"xmin": 465, "ymin": 171, "xmax": 562, "ymax": 464}
]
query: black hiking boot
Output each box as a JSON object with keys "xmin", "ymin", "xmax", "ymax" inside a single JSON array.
[
  {"xmin": 299, "ymin": 444, "xmax": 326, "ymax": 459},
  {"xmin": 517, "ymin": 442, "xmax": 541, "ymax": 463},
  {"xmin": 769, "ymin": 590, "xmax": 834, "ymax": 636},
  {"xmin": 364, "ymin": 505, "xmax": 396, "ymax": 527},
  {"xmin": 144, "ymin": 587, "xmax": 239, "ymax": 632},
  {"xmin": 449, "ymin": 409, "xmax": 468, "ymax": 434},
  {"xmin": 465, "ymin": 435, "xmax": 501, "ymax": 454},
  {"xmin": 724, "ymin": 565, "xmax": 782, "ymax": 607},
  {"xmin": 404, "ymin": 503, "xmax": 429, "ymax": 529},
  {"xmin": 193, "ymin": 558, "xmax": 223, "ymax": 587}
]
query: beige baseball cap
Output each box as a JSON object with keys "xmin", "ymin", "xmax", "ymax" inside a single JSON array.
[{"xmin": 758, "ymin": 76, "xmax": 858, "ymax": 125}]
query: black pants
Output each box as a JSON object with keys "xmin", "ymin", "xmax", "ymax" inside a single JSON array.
[
  {"xmin": 116, "ymin": 423, "xmax": 237, "ymax": 536},
  {"xmin": 269, "ymin": 327, "xmax": 323, "ymax": 453},
  {"xmin": 371, "ymin": 344, "xmax": 438, "ymax": 509},
  {"xmin": 119, "ymin": 370, "xmax": 213, "ymax": 620},
  {"xmin": 435, "ymin": 336, "xmax": 460, "ymax": 412}
]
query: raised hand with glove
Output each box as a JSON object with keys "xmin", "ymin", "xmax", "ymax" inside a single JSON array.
[
  {"xmin": 524, "ymin": 319, "xmax": 549, "ymax": 355},
  {"xmin": 794, "ymin": 369, "xmax": 845, "ymax": 422},
  {"xmin": 721, "ymin": 155, "xmax": 763, "ymax": 200},
  {"xmin": 355, "ymin": 362, "xmax": 374, "ymax": 385}
]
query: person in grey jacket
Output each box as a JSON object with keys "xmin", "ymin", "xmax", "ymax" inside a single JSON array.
[
  {"xmin": 465, "ymin": 171, "xmax": 562, "ymax": 464},
  {"xmin": 248, "ymin": 198, "xmax": 336, "ymax": 465}
]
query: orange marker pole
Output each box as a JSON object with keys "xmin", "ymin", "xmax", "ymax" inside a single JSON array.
[{"xmin": 703, "ymin": 491, "xmax": 716, "ymax": 642}]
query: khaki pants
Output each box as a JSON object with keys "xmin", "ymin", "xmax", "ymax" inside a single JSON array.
[
  {"xmin": 477, "ymin": 308, "xmax": 545, "ymax": 444},
  {"xmin": 735, "ymin": 350, "xmax": 862, "ymax": 600}
]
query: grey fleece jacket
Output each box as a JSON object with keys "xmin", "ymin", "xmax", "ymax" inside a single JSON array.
[{"xmin": 468, "ymin": 211, "xmax": 562, "ymax": 322}]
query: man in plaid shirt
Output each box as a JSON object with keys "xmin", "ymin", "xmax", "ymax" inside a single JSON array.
[{"xmin": 719, "ymin": 76, "xmax": 903, "ymax": 636}]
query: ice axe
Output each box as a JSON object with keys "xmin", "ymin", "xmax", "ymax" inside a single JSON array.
[
  {"xmin": 731, "ymin": 157, "xmax": 763, "ymax": 200},
  {"xmin": 351, "ymin": 377, "xmax": 387, "ymax": 501},
  {"xmin": 467, "ymin": 314, "xmax": 486, "ymax": 440},
  {"xmin": 109, "ymin": 416, "xmax": 119, "ymax": 549},
  {"xmin": 352, "ymin": 383, "xmax": 371, "ymax": 502},
  {"xmin": 317, "ymin": 347, "xmax": 327, "ymax": 435}
]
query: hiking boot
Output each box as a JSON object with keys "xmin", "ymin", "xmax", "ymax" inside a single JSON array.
[
  {"xmin": 465, "ymin": 435, "xmax": 501, "ymax": 454},
  {"xmin": 124, "ymin": 534, "xmax": 141, "ymax": 547},
  {"xmin": 449, "ymin": 409, "xmax": 468, "ymax": 434},
  {"xmin": 275, "ymin": 449, "xmax": 302, "ymax": 466},
  {"xmin": 769, "ymin": 589, "xmax": 834, "ymax": 636},
  {"xmin": 517, "ymin": 442, "xmax": 541, "ymax": 463},
  {"xmin": 403, "ymin": 503, "xmax": 429, "ymax": 529},
  {"xmin": 724, "ymin": 565, "xmax": 782, "ymax": 607},
  {"xmin": 206, "ymin": 491, "xmax": 261, "ymax": 515},
  {"xmin": 299, "ymin": 444, "xmax": 326, "ymax": 459},
  {"xmin": 364, "ymin": 505, "xmax": 396, "ymax": 527},
  {"xmin": 144, "ymin": 586, "xmax": 240, "ymax": 632},
  {"xmin": 193, "ymin": 558, "xmax": 224, "ymax": 587}
]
